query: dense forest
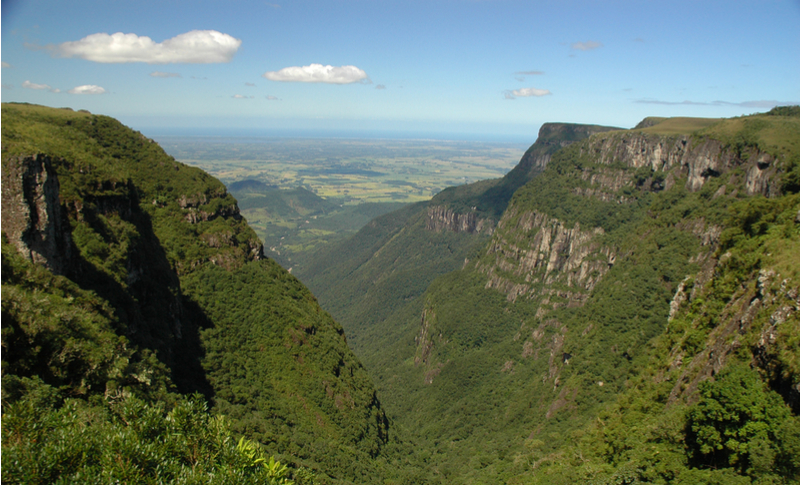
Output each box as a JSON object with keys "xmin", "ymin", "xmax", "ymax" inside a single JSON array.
[
  {"xmin": 299, "ymin": 108, "xmax": 800, "ymax": 484},
  {"xmin": 2, "ymin": 103, "xmax": 799, "ymax": 484},
  {"xmin": 0, "ymin": 103, "xmax": 418, "ymax": 484}
]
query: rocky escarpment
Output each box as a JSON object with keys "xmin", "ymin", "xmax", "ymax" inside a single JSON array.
[
  {"xmin": 1, "ymin": 149, "xmax": 262, "ymax": 392},
  {"xmin": 580, "ymin": 131, "xmax": 783, "ymax": 197},
  {"xmin": 425, "ymin": 205, "xmax": 494, "ymax": 234},
  {"xmin": 413, "ymin": 305, "xmax": 448, "ymax": 384},
  {"xmin": 477, "ymin": 207, "xmax": 615, "ymax": 307},
  {"xmin": 475, "ymin": 126, "xmax": 790, "ymax": 314},
  {"xmin": 510, "ymin": 122, "xmax": 622, "ymax": 180},
  {"xmin": 422, "ymin": 122, "xmax": 623, "ymax": 233},
  {"xmin": 1, "ymin": 154, "xmax": 72, "ymax": 275}
]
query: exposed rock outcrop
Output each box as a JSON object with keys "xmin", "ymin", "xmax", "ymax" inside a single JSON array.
[
  {"xmin": 580, "ymin": 133, "xmax": 783, "ymax": 197},
  {"xmin": 509, "ymin": 123, "xmax": 623, "ymax": 182},
  {"xmin": 477, "ymin": 207, "xmax": 615, "ymax": 306},
  {"xmin": 1, "ymin": 154, "xmax": 72, "ymax": 274},
  {"xmin": 425, "ymin": 205, "xmax": 493, "ymax": 234},
  {"xmin": 666, "ymin": 269, "xmax": 800, "ymax": 409}
]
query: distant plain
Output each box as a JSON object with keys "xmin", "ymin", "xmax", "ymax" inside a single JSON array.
[{"xmin": 155, "ymin": 136, "xmax": 527, "ymax": 269}]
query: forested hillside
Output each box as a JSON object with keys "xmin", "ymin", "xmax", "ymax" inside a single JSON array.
[
  {"xmin": 296, "ymin": 122, "xmax": 618, "ymax": 355},
  {"xmin": 0, "ymin": 103, "xmax": 414, "ymax": 484},
  {"xmin": 3, "ymin": 102, "xmax": 798, "ymax": 485},
  {"xmin": 300, "ymin": 108, "xmax": 800, "ymax": 484}
]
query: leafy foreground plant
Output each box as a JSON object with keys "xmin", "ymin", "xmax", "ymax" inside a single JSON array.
[{"xmin": 1, "ymin": 376, "xmax": 304, "ymax": 485}]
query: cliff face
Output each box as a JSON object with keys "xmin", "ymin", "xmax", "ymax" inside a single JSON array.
[
  {"xmin": 509, "ymin": 122, "xmax": 623, "ymax": 181},
  {"xmin": 475, "ymin": 127, "xmax": 786, "ymax": 318},
  {"xmin": 580, "ymin": 132, "xmax": 782, "ymax": 196},
  {"xmin": 1, "ymin": 154, "xmax": 71, "ymax": 275},
  {"xmin": 424, "ymin": 205, "xmax": 493, "ymax": 234},
  {"xmin": 423, "ymin": 122, "xmax": 622, "ymax": 229}
]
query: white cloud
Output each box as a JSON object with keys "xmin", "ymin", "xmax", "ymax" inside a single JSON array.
[
  {"xmin": 150, "ymin": 71, "xmax": 181, "ymax": 78},
  {"xmin": 68, "ymin": 85, "xmax": 106, "ymax": 94},
  {"xmin": 571, "ymin": 41, "xmax": 603, "ymax": 51},
  {"xmin": 375, "ymin": 84, "xmax": 386, "ymax": 89},
  {"xmin": 23, "ymin": 80, "xmax": 52, "ymax": 90},
  {"xmin": 232, "ymin": 94, "xmax": 254, "ymax": 99},
  {"xmin": 266, "ymin": 95, "xmax": 280, "ymax": 100},
  {"xmin": 1, "ymin": 61, "xmax": 11, "ymax": 68},
  {"xmin": 22, "ymin": 80, "xmax": 61, "ymax": 92},
  {"xmin": 263, "ymin": 64, "xmax": 369, "ymax": 84},
  {"xmin": 55, "ymin": 30, "xmax": 242, "ymax": 64},
  {"xmin": 505, "ymin": 87, "xmax": 551, "ymax": 99}
]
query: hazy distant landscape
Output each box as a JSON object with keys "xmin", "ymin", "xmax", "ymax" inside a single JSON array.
[{"xmin": 156, "ymin": 136, "xmax": 526, "ymax": 268}]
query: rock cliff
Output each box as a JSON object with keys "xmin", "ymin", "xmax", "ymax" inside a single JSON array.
[
  {"xmin": 424, "ymin": 205, "xmax": 493, "ymax": 234},
  {"xmin": 1, "ymin": 154, "xmax": 71, "ymax": 274}
]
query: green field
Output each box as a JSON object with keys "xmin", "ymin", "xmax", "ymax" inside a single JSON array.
[{"xmin": 156, "ymin": 136, "xmax": 527, "ymax": 269}]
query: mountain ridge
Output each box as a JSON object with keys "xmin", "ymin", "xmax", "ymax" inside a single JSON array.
[
  {"xmin": 0, "ymin": 103, "xmax": 407, "ymax": 484},
  {"xmin": 299, "ymin": 108, "xmax": 800, "ymax": 484}
]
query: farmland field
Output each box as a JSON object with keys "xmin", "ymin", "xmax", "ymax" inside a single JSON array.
[{"xmin": 155, "ymin": 136, "xmax": 527, "ymax": 269}]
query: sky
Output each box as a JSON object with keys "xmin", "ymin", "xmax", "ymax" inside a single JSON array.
[{"xmin": 2, "ymin": 0, "xmax": 799, "ymax": 142}]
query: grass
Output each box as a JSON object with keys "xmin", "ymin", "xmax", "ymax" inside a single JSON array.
[
  {"xmin": 700, "ymin": 114, "xmax": 800, "ymax": 158},
  {"xmin": 635, "ymin": 116, "xmax": 723, "ymax": 135}
]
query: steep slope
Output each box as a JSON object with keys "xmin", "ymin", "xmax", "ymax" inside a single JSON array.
[
  {"xmin": 296, "ymin": 122, "xmax": 619, "ymax": 356},
  {"xmin": 308, "ymin": 109, "xmax": 800, "ymax": 484},
  {"xmin": 0, "ymin": 103, "xmax": 399, "ymax": 484}
]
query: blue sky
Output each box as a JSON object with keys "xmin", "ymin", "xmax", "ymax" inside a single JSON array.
[{"xmin": 2, "ymin": 0, "xmax": 799, "ymax": 141}]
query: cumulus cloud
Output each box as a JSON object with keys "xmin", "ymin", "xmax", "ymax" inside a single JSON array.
[
  {"xmin": 634, "ymin": 98, "xmax": 798, "ymax": 108},
  {"xmin": 68, "ymin": 85, "xmax": 106, "ymax": 94},
  {"xmin": 150, "ymin": 71, "xmax": 181, "ymax": 78},
  {"xmin": 504, "ymin": 87, "xmax": 552, "ymax": 99},
  {"xmin": 54, "ymin": 30, "xmax": 242, "ymax": 64},
  {"xmin": 263, "ymin": 64, "xmax": 369, "ymax": 84},
  {"xmin": 571, "ymin": 41, "xmax": 603, "ymax": 51}
]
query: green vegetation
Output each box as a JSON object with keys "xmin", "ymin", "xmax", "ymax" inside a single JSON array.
[
  {"xmin": 301, "ymin": 110, "xmax": 800, "ymax": 484},
  {"xmin": 156, "ymin": 136, "xmax": 524, "ymax": 270},
  {"xmin": 3, "ymin": 103, "xmax": 799, "ymax": 484},
  {"xmin": 230, "ymin": 183, "xmax": 406, "ymax": 269},
  {"xmin": 2, "ymin": 379, "xmax": 298, "ymax": 485},
  {"xmin": 0, "ymin": 103, "xmax": 415, "ymax": 484},
  {"xmin": 635, "ymin": 116, "xmax": 723, "ymax": 134},
  {"xmin": 297, "ymin": 122, "xmax": 616, "ymax": 356}
]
